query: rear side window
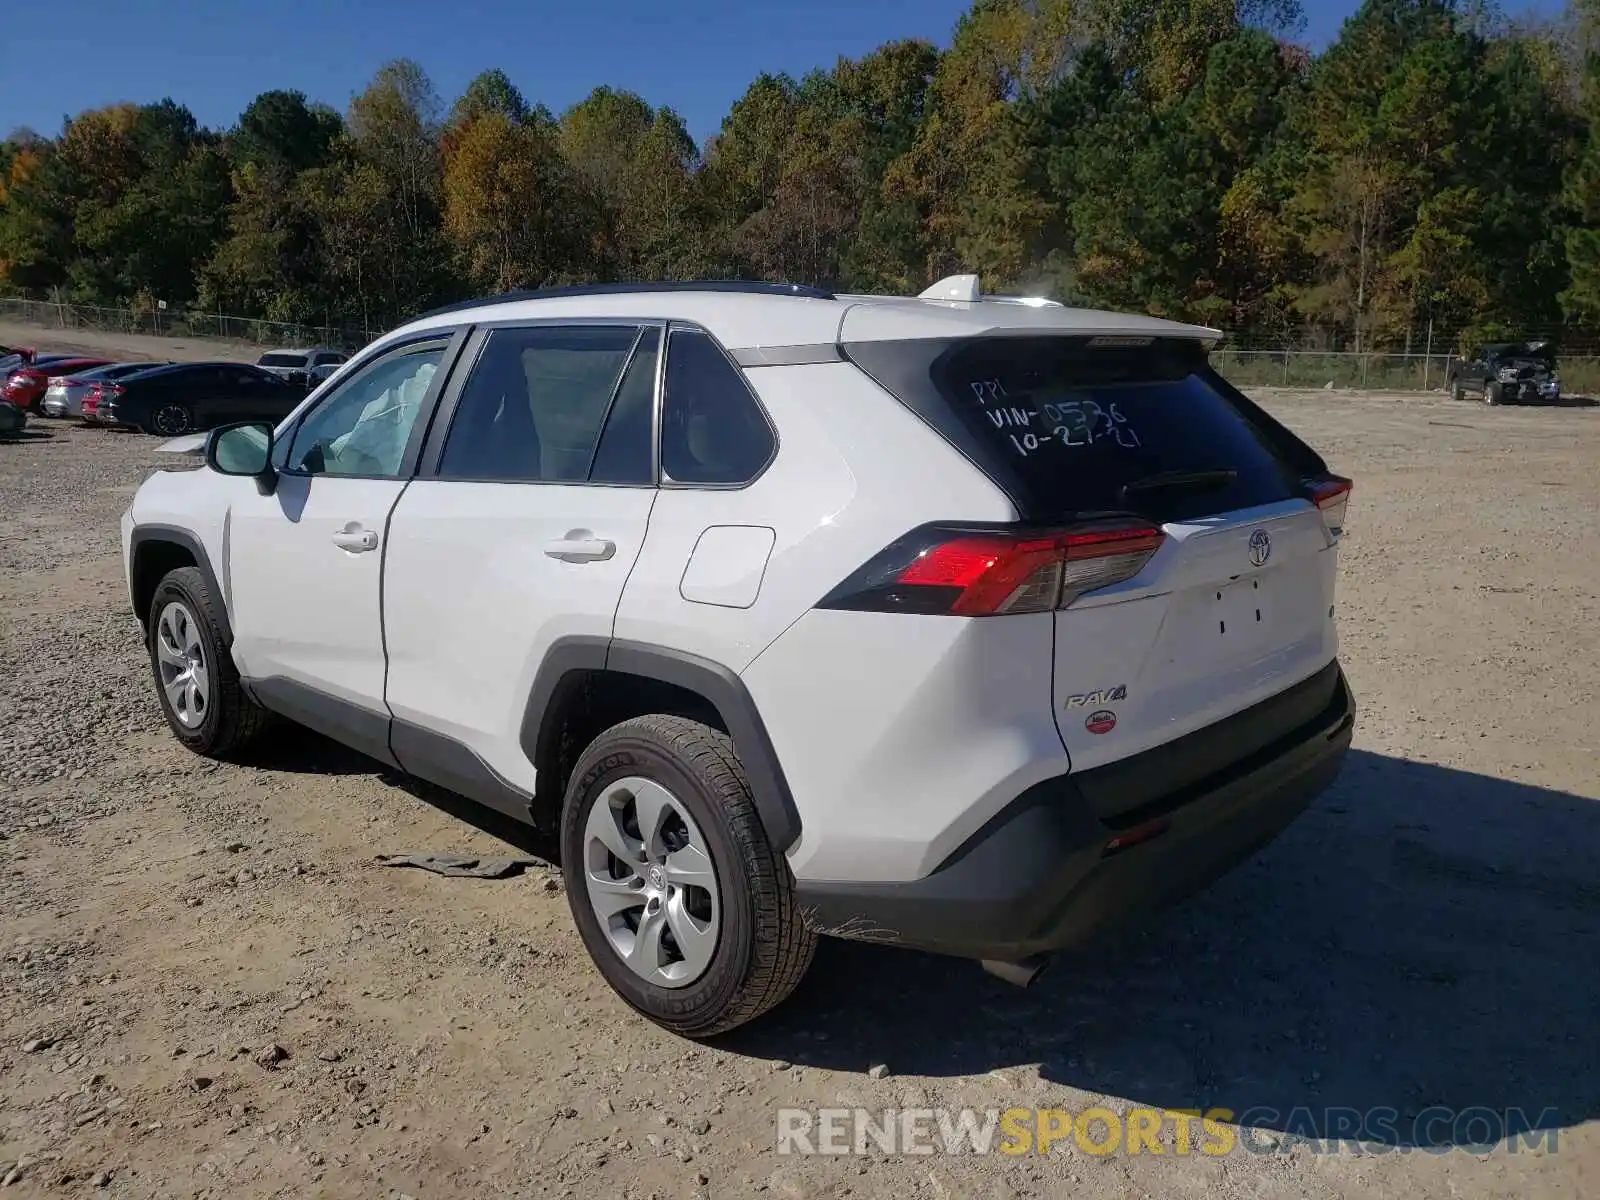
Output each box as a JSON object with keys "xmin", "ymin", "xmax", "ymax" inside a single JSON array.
[
  {"xmin": 847, "ymin": 336, "xmax": 1300, "ymax": 523},
  {"xmin": 661, "ymin": 329, "xmax": 775, "ymax": 486},
  {"xmin": 439, "ymin": 325, "xmax": 641, "ymax": 483}
]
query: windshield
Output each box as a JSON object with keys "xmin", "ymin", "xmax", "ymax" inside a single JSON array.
[{"xmin": 258, "ymin": 353, "xmax": 308, "ymax": 368}]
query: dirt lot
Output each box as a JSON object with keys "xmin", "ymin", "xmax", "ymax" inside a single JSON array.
[
  {"xmin": 2, "ymin": 371, "xmax": 1598, "ymax": 1198},
  {"xmin": 0, "ymin": 321, "xmax": 266, "ymax": 368}
]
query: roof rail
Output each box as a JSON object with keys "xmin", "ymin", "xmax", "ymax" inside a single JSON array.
[
  {"xmin": 916, "ymin": 273, "xmax": 1061, "ymax": 307},
  {"xmin": 413, "ymin": 279, "xmax": 836, "ymax": 322}
]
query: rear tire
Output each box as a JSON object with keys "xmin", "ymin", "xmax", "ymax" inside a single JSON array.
[
  {"xmin": 146, "ymin": 566, "xmax": 271, "ymax": 758},
  {"xmin": 560, "ymin": 714, "xmax": 816, "ymax": 1037},
  {"xmin": 1484, "ymin": 382, "xmax": 1503, "ymax": 406}
]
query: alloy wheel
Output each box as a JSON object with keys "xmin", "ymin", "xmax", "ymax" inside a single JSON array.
[
  {"xmin": 154, "ymin": 404, "xmax": 192, "ymax": 435},
  {"xmin": 155, "ymin": 601, "xmax": 209, "ymax": 729},
  {"xmin": 582, "ymin": 776, "xmax": 720, "ymax": 988}
]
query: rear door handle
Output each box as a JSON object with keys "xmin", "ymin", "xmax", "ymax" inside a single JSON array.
[
  {"xmin": 544, "ymin": 532, "xmax": 616, "ymax": 563},
  {"xmin": 332, "ymin": 527, "xmax": 379, "ymax": 553}
]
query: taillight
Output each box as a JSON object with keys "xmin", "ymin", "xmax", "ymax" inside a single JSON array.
[
  {"xmin": 1307, "ymin": 476, "xmax": 1352, "ymax": 537},
  {"xmin": 817, "ymin": 521, "xmax": 1165, "ymax": 616}
]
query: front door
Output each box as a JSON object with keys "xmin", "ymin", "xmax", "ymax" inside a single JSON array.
[{"xmin": 225, "ymin": 336, "xmax": 457, "ymax": 763}]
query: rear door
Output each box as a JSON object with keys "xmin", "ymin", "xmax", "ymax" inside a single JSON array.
[
  {"xmin": 846, "ymin": 334, "xmax": 1345, "ymax": 775},
  {"xmin": 380, "ymin": 321, "xmax": 661, "ymax": 805}
]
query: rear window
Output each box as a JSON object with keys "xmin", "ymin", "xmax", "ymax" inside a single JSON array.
[
  {"xmin": 259, "ymin": 353, "xmax": 307, "ymax": 368},
  {"xmin": 846, "ymin": 336, "xmax": 1302, "ymax": 523}
]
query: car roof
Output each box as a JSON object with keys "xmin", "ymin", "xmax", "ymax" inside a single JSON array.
[
  {"xmin": 127, "ymin": 361, "xmax": 248, "ymax": 379},
  {"xmin": 260, "ymin": 346, "xmax": 342, "ymax": 355},
  {"xmin": 389, "ymin": 276, "xmax": 1221, "ymax": 355}
]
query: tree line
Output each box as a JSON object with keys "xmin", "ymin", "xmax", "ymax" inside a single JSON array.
[{"xmin": 4, "ymin": 0, "xmax": 1600, "ymax": 351}]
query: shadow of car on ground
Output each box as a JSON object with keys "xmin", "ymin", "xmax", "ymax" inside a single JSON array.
[{"xmin": 244, "ymin": 724, "xmax": 1599, "ymax": 1149}]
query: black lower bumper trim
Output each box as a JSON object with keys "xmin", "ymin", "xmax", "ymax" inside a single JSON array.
[{"xmin": 795, "ymin": 663, "xmax": 1355, "ymax": 960}]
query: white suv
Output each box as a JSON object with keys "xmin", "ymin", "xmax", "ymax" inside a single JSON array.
[{"xmin": 121, "ymin": 276, "xmax": 1355, "ymax": 1035}]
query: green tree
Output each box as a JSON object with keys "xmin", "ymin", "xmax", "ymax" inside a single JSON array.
[
  {"xmin": 233, "ymin": 91, "xmax": 343, "ymax": 174},
  {"xmin": 1562, "ymin": 0, "xmax": 1600, "ymax": 320}
]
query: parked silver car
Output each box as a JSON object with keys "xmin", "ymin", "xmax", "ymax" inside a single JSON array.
[
  {"xmin": 42, "ymin": 362, "xmax": 169, "ymax": 419},
  {"xmin": 255, "ymin": 347, "xmax": 347, "ymax": 388}
]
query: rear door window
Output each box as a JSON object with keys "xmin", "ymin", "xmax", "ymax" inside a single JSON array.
[
  {"xmin": 848, "ymin": 336, "xmax": 1301, "ymax": 523},
  {"xmin": 438, "ymin": 325, "xmax": 642, "ymax": 483}
]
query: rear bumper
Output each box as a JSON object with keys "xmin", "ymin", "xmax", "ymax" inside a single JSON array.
[{"xmin": 794, "ymin": 661, "xmax": 1354, "ymax": 960}]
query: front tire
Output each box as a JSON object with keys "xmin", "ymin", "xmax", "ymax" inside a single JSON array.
[
  {"xmin": 561, "ymin": 714, "xmax": 816, "ymax": 1037},
  {"xmin": 147, "ymin": 566, "xmax": 271, "ymax": 757},
  {"xmin": 1485, "ymin": 382, "xmax": 1503, "ymax": 406},
  {"xmin": 147, "ymin": 403, "xmax": 194, "ymax": 435}
]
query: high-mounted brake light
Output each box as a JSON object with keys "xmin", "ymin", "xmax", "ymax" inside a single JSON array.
[
  {"xmin": 818, "ymin": 522, "xmax": 1165, "ymax": 617},
  {"xmin": 1308, "ymin": 476, "xmax": 1352, "ymax": 537}
]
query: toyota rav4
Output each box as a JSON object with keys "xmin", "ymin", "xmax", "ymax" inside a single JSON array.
[{"xmin": 121, "ymin": 276, "xmax": 1355, "ymax": 1036}]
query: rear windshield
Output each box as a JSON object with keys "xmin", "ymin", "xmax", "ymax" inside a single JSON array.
[
  {"xmin": 846, "ymin": 336, "xmax": 1304, "ymax": 523},
  {"xmin": 258, "ymin": 353, "xmax": 307, "ymax": 368}
]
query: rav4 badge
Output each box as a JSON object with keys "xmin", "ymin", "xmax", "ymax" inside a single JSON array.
[{"xmin": 1065, "ymin": 685, "xmax": 1127, "ymax": 709}]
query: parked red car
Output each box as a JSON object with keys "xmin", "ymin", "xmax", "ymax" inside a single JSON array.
[{"xmin": 2, "ymin": 356, "xmax": 112, "ymax": 412}]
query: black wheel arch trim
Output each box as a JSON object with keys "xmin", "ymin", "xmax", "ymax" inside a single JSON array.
[
  {"xmin": 520, "ymin": 636, "xmax": 802, "ymax": 854},
  {"xmin": 128, "ymin": 524, "xmax": 231, "ymax": 643}
]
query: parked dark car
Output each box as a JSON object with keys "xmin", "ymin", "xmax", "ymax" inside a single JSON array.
[
  {"xmin": 1447, "ymin": 341, "xmax": 1561, "ymax": 405},
  {"xmin": 90, "ymin": 362, "xmax": 306, "ymax": 435}
]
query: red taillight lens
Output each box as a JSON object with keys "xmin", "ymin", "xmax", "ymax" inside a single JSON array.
[
  {"xmin": 1308, "ymin": 476, "xmax": 1352, "ymax": 536},
  {"xmin": 820, "ymin": 522, "xmax": 1165, "ymax": 616}
]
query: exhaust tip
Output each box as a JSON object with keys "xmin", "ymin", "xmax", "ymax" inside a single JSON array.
[{"xmin": 981, "ymin": 954, "xmax": 1051, "ymax": 988}]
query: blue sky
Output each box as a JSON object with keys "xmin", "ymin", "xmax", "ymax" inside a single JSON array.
[{"xmin": 0, "ymin": 0, "xmax": 1566, "ymax": 147}]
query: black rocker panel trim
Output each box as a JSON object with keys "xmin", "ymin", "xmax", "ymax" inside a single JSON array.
[
  {"xmin": 390, "ymin": 718, "xmax": 535, "ymax": 822},
  {"xmin": 246, "ymin": 676, "xmax": 400, "ymax": 770}
]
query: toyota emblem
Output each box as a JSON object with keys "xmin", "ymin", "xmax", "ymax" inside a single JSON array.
[{"xmin": 1248, "ymin": 528, "xmax": 1271, "ymax": 567}]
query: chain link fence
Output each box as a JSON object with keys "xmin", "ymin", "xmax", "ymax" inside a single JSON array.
[
  {"xmin": 1212, "ymin": 347, "xmax": 1600, "ymax": 396},
  {"xmin": 7, "ymin": 294, "xmax": 1600, "ymax": 395}
]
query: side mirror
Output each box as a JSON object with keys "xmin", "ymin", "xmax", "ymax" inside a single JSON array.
[{"xmin": 206, "ymin": 421, "xmax": 278, "ymax": 495}]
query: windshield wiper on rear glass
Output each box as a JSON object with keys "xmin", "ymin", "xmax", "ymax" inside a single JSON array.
[{"xmin": 1118, "ymin": 469, "xmax": 1238, "ymax": 504}]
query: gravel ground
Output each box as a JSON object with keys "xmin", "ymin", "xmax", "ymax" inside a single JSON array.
[{"xmin": 1, "ymin": 383, "xmax": 1598, "ymax": 1199}]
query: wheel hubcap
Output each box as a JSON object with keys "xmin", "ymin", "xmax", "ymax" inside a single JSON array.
[
  {"xmin": 155, "ymin": 406, "xmax": 190, "ymax": 434},
  {"xmin": 155, "ymin": 601, "xmax": 208, "ymax": 729},
  {"xmin": 582, "ymin": 776, "xmax": 720, "ymax": 988}
]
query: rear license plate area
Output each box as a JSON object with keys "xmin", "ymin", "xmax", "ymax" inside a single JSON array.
[{"xmin": 1209, "ymin": 575, "xmax": 1272, "ymax": 646}]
